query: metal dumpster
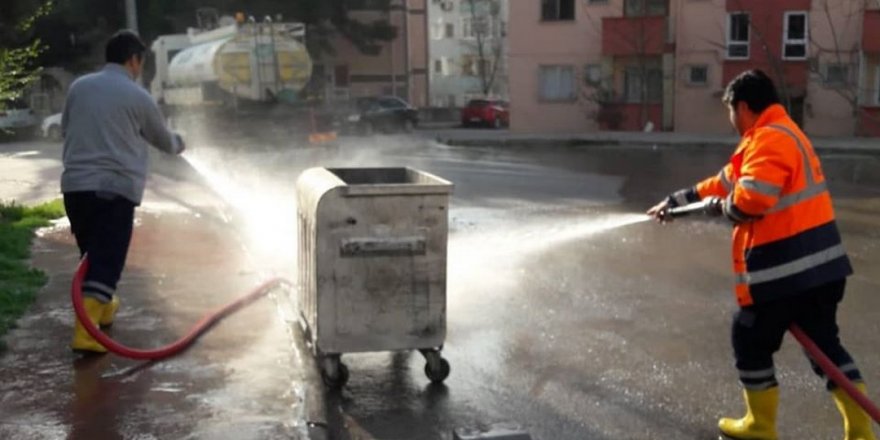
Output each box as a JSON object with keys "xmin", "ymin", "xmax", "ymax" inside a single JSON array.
[{"xmin": 296, "ymin": 167, "xmax": 453, "ymax": 387}]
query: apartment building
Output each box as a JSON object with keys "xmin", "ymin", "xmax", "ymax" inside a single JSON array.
[
  {"xmin": 308, "ymin": 0, "xmax": 430, "ymax": 107},
  {"xmin": 509, "ymin": 0, "xmax": 880, "ymax": 137},
  {"xmin": 427, "ymin": 0, "xmax": 509, "ymax": 107}
]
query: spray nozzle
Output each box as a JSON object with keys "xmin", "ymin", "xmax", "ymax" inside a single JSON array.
[{"xmin": 662, "ymin": 197, "xmax": 723, "ymax": 220}]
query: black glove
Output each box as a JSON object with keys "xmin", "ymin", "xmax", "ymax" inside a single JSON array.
[{"xmin": 664, "ymin": 187, "xmax": 699, "ymax": 208}]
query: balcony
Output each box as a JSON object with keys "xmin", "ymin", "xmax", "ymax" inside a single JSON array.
[{"xmin": 602, "ymin": 16, "xmax": 670, "ymax": 57}]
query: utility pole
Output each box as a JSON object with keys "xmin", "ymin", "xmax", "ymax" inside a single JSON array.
[
  {"xmin": 125, "ymin": 0, "xmax": 139, "ymax": 34},
  {"xmin": 403, "ymin": 0, "xmax": 411, "ymax": 104},
  {"xmin": 389, "ymin": 2, "xmax": 398, "ymax": 97}
]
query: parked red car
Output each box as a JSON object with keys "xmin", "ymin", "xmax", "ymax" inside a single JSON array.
[{"xmin": 461, "ymin": 99, "xmax": 509, "ymax": 128}]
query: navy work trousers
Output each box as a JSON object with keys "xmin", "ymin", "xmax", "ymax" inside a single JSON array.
[
  {"xmin": 732, "ymin": 279, "xmax": 862, "ymax": 391},
  {"xmin": 64, "ymin": 191, "xmax": 135, "ymax": 303}
]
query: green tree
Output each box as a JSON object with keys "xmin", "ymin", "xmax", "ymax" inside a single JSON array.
[{"xmin": 0, "ymin": 1, "xmax": 53, "ymax": 105}]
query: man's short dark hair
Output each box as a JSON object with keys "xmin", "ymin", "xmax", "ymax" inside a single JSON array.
[
  {"xmin": 722, "ymin": 69, "xmax": 781, "ymax": 114},
  {"xmin": 105, "ymin": 30, "xmax": 146, "ymax": 65}
]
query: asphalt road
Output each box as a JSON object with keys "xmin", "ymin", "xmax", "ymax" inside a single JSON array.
[
  {"xmin": 2, "ymin": 126, "xmax": 879, "ymax": 439},
  {"xmin": 174, "ymin": 126, "xmax": 880, "ymax": 440}
]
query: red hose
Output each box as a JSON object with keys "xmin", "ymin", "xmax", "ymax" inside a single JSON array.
[
  {"xmin": 72, "ymin": 256, "xmax": 289, "ymax": 360},
  {"xmin": 71, "ymin": 256, "xmax": 880, "ymax": 423},
  {"xmin": 790, "ymin": 324, "xmax": 880, "ymax": 424}
]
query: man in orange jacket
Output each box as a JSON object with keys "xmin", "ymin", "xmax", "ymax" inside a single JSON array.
[{"xmin": 648, "ymin": 69, "xmax": 876, "ymax": 440}]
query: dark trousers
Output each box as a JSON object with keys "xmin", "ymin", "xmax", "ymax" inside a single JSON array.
[
  {"xmin": 64, "ymin": 191, "xmax": 135, "ymax": 303},
  {"xmin": 732, "ymin": 279, "xmax": 862, "ymax": 391}
]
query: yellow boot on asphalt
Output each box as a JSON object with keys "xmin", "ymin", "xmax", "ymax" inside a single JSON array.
[
  {"xmin": 71, "ymin": 298, "xmax": 107, "ymax": 354},
  {"xmin": 719, "ymin": 387, "xmax": 779, "ymax": 440},
  {"xmin": 832, "ymin": 383, "xmax": 877, "ymax": 440},
  {"xmin": 99, "ymin": 295, "xmax": 119, "ymax": 327}
]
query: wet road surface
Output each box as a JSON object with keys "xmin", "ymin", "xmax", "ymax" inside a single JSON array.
[
  {"xmin": 169, "ymin": 128, "xmax": 880, "ymax": 440},
  {"xmin": 2, "ymin": 128, "xmax": 880, "ymax": 439}
]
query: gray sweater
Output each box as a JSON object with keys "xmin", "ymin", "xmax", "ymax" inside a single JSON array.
[{"xmin": 61, "ymin": 64, "xmax": 183, "ymax": 205}]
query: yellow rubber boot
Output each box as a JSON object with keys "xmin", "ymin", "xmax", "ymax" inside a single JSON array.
[
  {"xmin": 719, "ymin": 387, "xmax": 779, "ymax": 440},
  {"xmin": 99, "ymin": 295, "xmax": 119, "ymax": 327},
  {"xmin": 832, "ymin": 383, "xmax": 877, "ymax": 440},
  {"xmin": 71, "ymin": 298, "xmax": 107, "ymax": 354}
]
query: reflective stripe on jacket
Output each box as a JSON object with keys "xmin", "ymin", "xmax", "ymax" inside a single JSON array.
[{"xmin": 694, "ymin": 104, "xmax": 852, "ymax": 306}]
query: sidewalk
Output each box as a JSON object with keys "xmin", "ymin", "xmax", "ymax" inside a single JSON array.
[
  {"xmin": 432, "ymin": 129, "xmax": 880, "ymax": 154},
  {"xmin": 0, "ymin": 143, "xmax": 326, "ymax": 440}
]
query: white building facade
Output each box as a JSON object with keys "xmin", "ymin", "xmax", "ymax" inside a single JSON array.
[{"xmin": 428, "ymin": 0, "xmax": 509, "ymax": 107}]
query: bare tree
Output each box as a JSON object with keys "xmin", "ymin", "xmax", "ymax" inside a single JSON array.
[
  {"xmin": 578, "ymin": 1, "xmax": 665, "ymax": 130},
  {"xmin": 461, "ymin": 0, "xmax": 505, "ymax": 96},
  {"xmin": 808, "ymin": 0, "xmax": 880, "ymax": 134}
]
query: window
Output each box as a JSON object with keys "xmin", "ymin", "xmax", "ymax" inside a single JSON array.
[
  {"xmin": 478, "ymin": 58, "xmax": 492, "ymax": 77},
  {"xmin": 379, "ymin": 97, "xmax": 407, "ymax": 109},
  {"xmin": 625, "ymin": 0, "xmax": 667, "ymax": 17},
  {"xmin": 727, "ymin": 13, "xmax": 750, "ymax": 59},
  {"xmin": 823, "ymin": 63, "xmax": 848, "ymax": 87},
  {"xmin": 461, "ymin": 55, "xmax": 476, "ymax": 75},
  {"xmin": 539, "ymin": 65, "xmax": 576, "ymax": 101},
  {"xmin": 624, "ymin": 67, "xmax": 663, "ymax": 103},
  {"xmin": 431, "ymin": 22, "xmax": 445, "ymax": 40},
  {"xmin": 462, "ymin": 17, "xmax": 489, "ymax": 39},
  {"xmin": 687, "ymin": 65, "xmax": 708, "ymax": 86},
  {"xmin": 434, "ymin": 59, "xmax": 443, "ymax": 74},
  {"xmin": 584, "ymin": 64, "xmax": 601, "ymax": 86},
  {"xmin": 783, "ymin": 12, "xmax": 808, "ymax": 60},
  {"xmin": 334, "ymin": 65, "xmax": 350, "ymax": 87},
  {"xmin": 542, "ymin": 0, "xmax": 575, "ymax": 21},
  {"xmin": 459, "ymin": 0, "xmax": 491, "ymax": 14},
  {"xmin": 477, "ymin": 17, "xmax": 491, "ymax": 38},
  {"xmin": 876, "ymin": 68, "xmax": 880, "ymax": 105},
  {"xmin": 459, "ymin": 55, "xmax": 474, "ymax": 76},
  {"xmin": 445, "ymin": 23, "xmax": 455, "ymax": 38}
]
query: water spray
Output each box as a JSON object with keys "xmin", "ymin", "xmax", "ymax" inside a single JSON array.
[{"xmin": 70, "ymin": 149, "xmax": 298, "ymax": 361}]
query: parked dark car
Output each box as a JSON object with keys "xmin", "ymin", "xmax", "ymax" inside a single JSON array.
[
  {"xmin": 338, "ymin": 96, "xmax": 419, "ymax": 135},
  {"xmin": 461, "ymin": 99, "xmax": 509, "ymax": 128}
]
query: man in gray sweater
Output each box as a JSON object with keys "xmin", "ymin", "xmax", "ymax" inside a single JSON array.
[{"xmin": 62, "ymin": 30, "xmax": 185, "ymax": 353}]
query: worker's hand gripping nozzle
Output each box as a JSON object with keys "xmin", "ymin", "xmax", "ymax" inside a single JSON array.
[{"xmin": 661, "ymin": 196, "xmax": 723, "ymax": 221}]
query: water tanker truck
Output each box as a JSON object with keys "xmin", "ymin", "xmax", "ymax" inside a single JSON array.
[{"xmin": 151, "ymin": 16, "xmax": 312, "ymax": 108}]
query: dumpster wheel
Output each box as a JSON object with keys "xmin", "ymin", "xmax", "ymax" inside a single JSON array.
[
  {"xmin": 320, "ymin": 354, "xmax": 350, "ymax": 389},
  {"xmin": 421, "ymin": 348, "xmax": 451, "ymax": 383}
]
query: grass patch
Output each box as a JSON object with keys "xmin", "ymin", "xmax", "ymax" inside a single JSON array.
[{"xmin": 0, "ymin": 199, "xmax": 65, "ymax": 351}]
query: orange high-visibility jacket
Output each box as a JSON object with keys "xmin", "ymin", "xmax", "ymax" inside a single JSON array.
[{"xmin": 695, "ymin": 104, "xmax": 852, "ymax": 306}]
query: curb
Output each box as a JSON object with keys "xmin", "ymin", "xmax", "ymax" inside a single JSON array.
[{"xmin": 435, "ymin": 136, "xmax": 880, "ymax": 156}]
